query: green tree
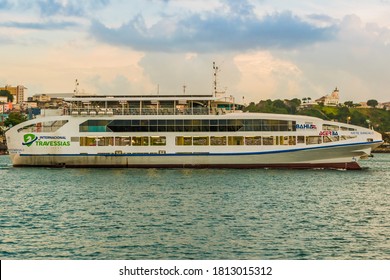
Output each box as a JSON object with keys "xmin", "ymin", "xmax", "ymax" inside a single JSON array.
[
  {"xmin": 243, "ymin": 102, "xmax": 257, "ymax": 112},
  {"xmin": 272, "ymin": 99, "xmax": 286, "ymax": 109},
  {"xmin": 344, "ymin": 101, "xmax": 354, "ymax": 108},
  {"xmin": 337, "ymin": 106, "xmax": 350, "ymax": 122},
  {"xmin": 285, "ymin": 98, "xmax": 301, "ymax": 114},
  {"xmin": 0, "ymin": 90, "xmax": 13, "ymax": 102},
  {"xmin": 367, "ymin": 99, "xmax": 378, "ymax": 108},
  {"xmin": 4, "ymin": 112, "xmax": 27, "ymax": 127}
]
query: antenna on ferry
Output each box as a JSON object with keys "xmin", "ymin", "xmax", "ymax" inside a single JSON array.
[
  {"xmin": 74, "ymin": 79, "xmax": 79, "ymax": 95},
  {"xmin": 213, "ymin": 62, "xmax": 218, "ymax": 97},
  {"xmin": 183, "ymin": 84, "xmax": 187, "ymax": 95},
  {"xmin": 212, "ymin": 62, "xmax": 226, "ymax": 97}
]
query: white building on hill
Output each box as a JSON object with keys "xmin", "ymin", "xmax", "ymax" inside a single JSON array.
[{"xmin": 315, "ymin": 87, "xmax": 340, "ymax": 106}]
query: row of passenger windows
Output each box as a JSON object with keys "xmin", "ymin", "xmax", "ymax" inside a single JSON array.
[
  {"xmin": 177, "ymin": 135, "xmax": 357, "ymax": 146},
  {"xmin": 322, "ymin": 124, "xmax": 356, "ymax": 131},
  {"xmin": 78, "ymin": 135, "xmax": 357, "ymax": 147},
  {"xmin": 80, "ymin": 136, "xmax": 166, "ymax": 146},
  {"xmin": 79, "ymin": 119, "xmax": 297, "ymax": 133}
]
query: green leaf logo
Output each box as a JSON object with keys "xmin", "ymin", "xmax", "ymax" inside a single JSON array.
[{"xmin": 22, "ymin": 134, "xmax": 38, "ymax": 147}]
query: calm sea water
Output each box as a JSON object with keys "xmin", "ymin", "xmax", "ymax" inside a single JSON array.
[{"xmin": 0, "ymin": 154, "xmax": 389, "ymax": 260}]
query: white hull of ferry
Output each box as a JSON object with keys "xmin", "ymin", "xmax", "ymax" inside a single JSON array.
[
  {"xmin": 6, "ymin": 113, "xmax": 382, "ymax": 170},
  {"xmin": 5, "ymin": 84, "xmax": 383, "ymax": 171},
  {"xmin": 7, "ymin": 143, "xmax": 379, "ymax": 170}
]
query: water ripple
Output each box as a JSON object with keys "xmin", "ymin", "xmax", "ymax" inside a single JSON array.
[{"xmin": 0, "ymin": 155, "xmax": 389, "ymax": 259}]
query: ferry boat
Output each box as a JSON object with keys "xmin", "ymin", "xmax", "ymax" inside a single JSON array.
[{"xmin": 5, "ymin": 69, "xmax": 383, "ymax": 170}]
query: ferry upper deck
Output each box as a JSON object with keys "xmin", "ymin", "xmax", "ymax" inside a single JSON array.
[{"xmin": 62, "ymin": 94, "xmax": 244, "ymax": 116}]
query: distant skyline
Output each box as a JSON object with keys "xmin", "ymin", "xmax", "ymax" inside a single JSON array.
[{"xmin": 1, "ymin": 0, "xmax": 390, "ymax": 103}]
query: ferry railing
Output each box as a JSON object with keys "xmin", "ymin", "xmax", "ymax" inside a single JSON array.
[{"xmin": 64, "ymin": 107, "xmax": 212, "ymax": 116}]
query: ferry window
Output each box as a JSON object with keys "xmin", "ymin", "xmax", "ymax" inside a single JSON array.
[
  {"xmin": 80, "ymin": 137, "xmax": 96, "ymax": 146},
  {"xmin": 176, "ymin": 136, "xmax": 192, "ymax": 146},
  {"xmin": 289, "ymin": 136, "xmax": 296, "ymax": 145},
  {"xmin": 201, "ymin": 120, "xmax": 209, "ymax": 126},
  {"xmin": 201, "ymin": 120, "xmax": 210, "ymax": 132},
  {"xmin": 17, "ymin": 124, "xmax": 35, "ymax": 133},
  {"xmin": 252, "ymin": 120, "xmax": 262, "ymax": 131},
  {"xmin": 158, "ymin": 123, "xmax": 167, "ymax": 132},
  {"xmin": 150, "ymin": 136, "xmax": 166, "ymax": 146},
  {"xmin": 323, "ymin": 136, "xmax": 339, "ymax": 143},
  {"xmin": 157, "ymin": 119, "xmax": 167, "ymax": 126},
  {"xmin": 210, "ymin": 120, "xmax": 218, "ymax": 126},
  {"xmin": 167, "ymin": 120, "xmax": 175, "ymax": 132},
  {"xmin": 175, "ymin": 120, "xmax": 184, "ymax": 132},
  {"xmin": 218, "ymin": 120, "xmax": 227, "ymax": 132},
  {"xmin": 96, "ymin": 137, "xmax": 113, "ymax": 146},
  {"xmin": 20, "ymin": 122, "xmax": 42, "ymax": 133},
  {"xmin": 227, "ymin": 120, "xmax": 238, "ymax": 132},
  {"xmin": 278, "ymin": 121, "xmax": 289, "ymax": 131},
  {"xmin": 115, "ymin": 136, "xmax": 131, "ymax": 146},
  {"xmin": 245, "ymin": 136, "xmax": 262, "ymax": 145},
  {"xmin": 297, "ymin": 136, "xmax": 305, "ymax": 144},
  {"xmin": 279, "ymin": 136, "xmax": 289, "ymax": 145},
  {"xmin": 210, "ymin": 119, "xmax": 218, "ymax": 131},
  {"xmin": 149, "ymin": 124, "xmax": 157, "ymax": 132},
  {"xmin": 306, "ymin": 136, "xmax": 322, "ymax": 145},
  {"xmin": 242, "ymin": 120, "xmax": 252, "ymax": 131},
  {"xmin": 270, "ymin": 120, "xmax": 281, "ymax": 131},
  {"xmin": 18, "ymin": 120, "xmax": 68, "ymax": 132},
  {"xmin": 150, "ymin": 120, "xmax": 157, "ymax": 126},
  {"xmin": 210, "ymin": 136, "xmax": 226, "ymax": 145},
  {"xmin": 263, "ymin": 136, "xmax": 274, "ymax": 145},
  {"xmin": 131, "ymin": 120, "xmax": 140, "ymax": 126},
  {"xmin": 19, "ymin": 120, "xmax": 69, "ymax": 133},
  {"xmin": 341, "ymin": 126, "xmax": 357, "ymax": 131},
  {"xmin": 41, "ymin": 120, "xmax": 69, "ymax": 132},
  {"xmin": 193, "ymin": 136, "xmax": 209, "ymax": 146},
  {"xmin": 166, "ymin": 119, "xmax": 174, "ymax": 126},
  {"xmin": 340, "ymin": 135, "xmax": 357, "ymax": 141},
  {"xmin": 132, "ymin": 136, "xmax": 149, "ymax": 146},
  {"xmin": 323, "ymin": 124, "xmax": 339, "ymax": 131},
  {"xmin": 183, "ymin": 120, "xmax": 192, "ymax": 131},
  {"xmin": 288, "ymin": 121, "xmax": 296, "ymax": 131},
  {"xmin": 228, "ymin": 136, "xmax": 244, "ymax": 145},
  {"xmin": 192, "ymin": 120, "xmax": 202, "ymax": 132},
  {"xmin": 80, "ymin": 120, "xmax": 111, "ymax": 132}
]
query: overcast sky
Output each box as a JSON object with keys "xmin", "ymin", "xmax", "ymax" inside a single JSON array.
[{"xmin": 1, "ymin": 0, "xmax": 390, "ymax": 103}]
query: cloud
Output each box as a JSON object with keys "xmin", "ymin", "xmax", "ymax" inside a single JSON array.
[
  {"xmin": 0, "ymin": 0, "xmax": 11, "ymax": 9},
  {"xmin": 275, "ymin": 13, "xmax": 390, "ymax": 102},
  {"xmin": 0, "ymin": 0, "xmax": 110, "ymax": 17},
  {"xmin": 233, "ymin": 51, "xmax": 310, "ymax": 101},
  {"xmin": 1, "ymin": 20, "xmax": 79, "ymax": 30},
  {"xmin": 36, "ymin": 0, "xmax": 80, "ymax": 17},
  {"xmin": 90, "ymin": 8, "xmax": 337, "ymax": 52}
]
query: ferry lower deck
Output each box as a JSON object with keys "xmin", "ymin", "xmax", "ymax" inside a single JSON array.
[{"xmin": 9, "ymin": 136, "xmax": 382, "ymax": 170}]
